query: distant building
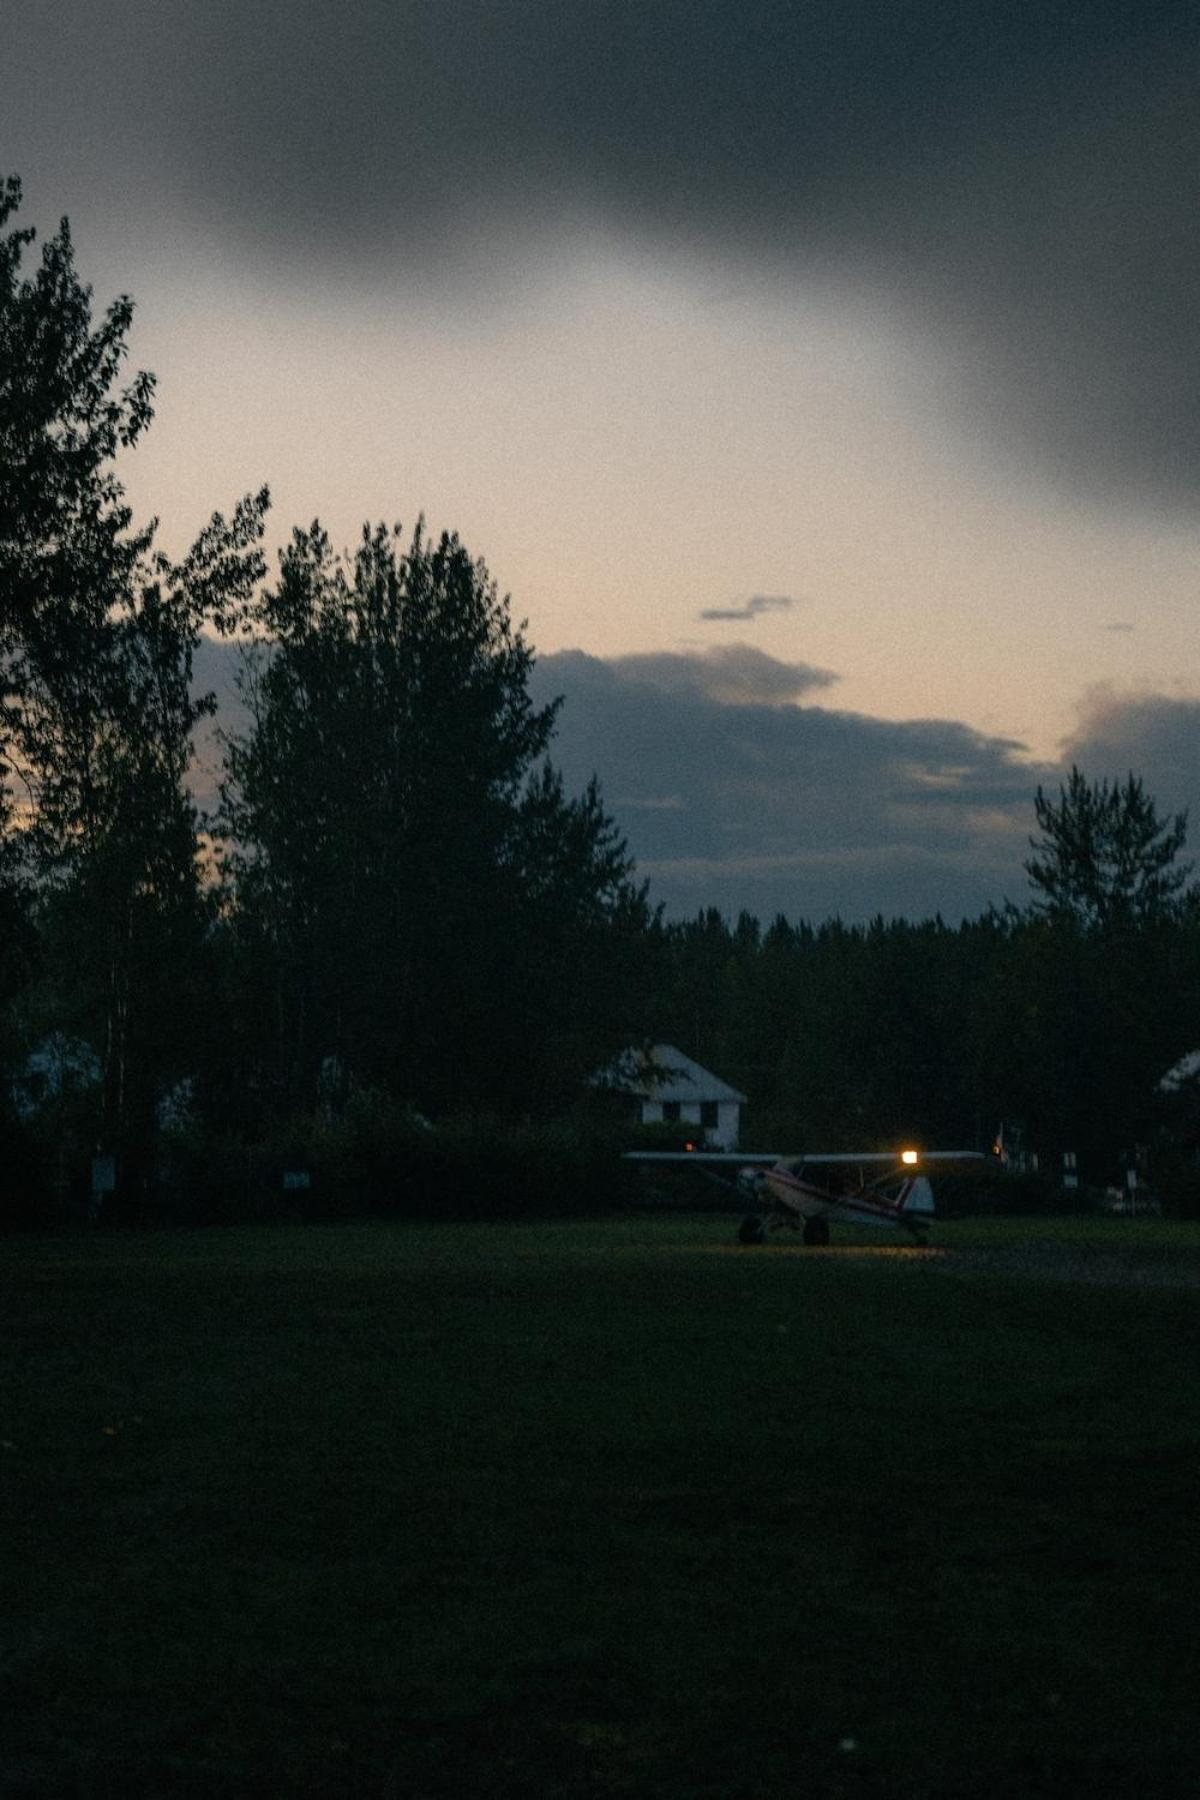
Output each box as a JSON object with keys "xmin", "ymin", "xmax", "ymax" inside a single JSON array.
[
  {"xmin": 1159, "ymin": 1049, "xmax": 1200, "ymax": 1098},
  {"xmin": 614, "ymin": 1043, "xmax": 747, "ymax": 1149},
  {"xmin": 1157, "ymin": 1049, "xmax": 1200, "ymax": 1155}
]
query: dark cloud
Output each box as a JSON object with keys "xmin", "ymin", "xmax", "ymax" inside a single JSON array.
[
  {"xmin": 191, "ymin": 634, "xmax": 1048, "ymax": 920},
  {"xmin": 608, "ymin": 644, "xmax": 836, "ymax": 707},
  {"xmin": 193, "ymin": 639, "xmax": 1200, "ymax": 920},
  {"xmin": 7, "ymin": 2, "xmax": 1200, "ymax": 502},
  {"xmin": 698, "ymin": 594, "xmax": 802, "ymax": 623},
  {"xmin": 530, "ymin": 649, "xmax": 1046, "ymax": 922},
  {"xmin": 1061, "ymin": 688, "xmax": 1200, "ymax": 830},
  {"xmin": 188, "ymin": 636, "xmax": 251, "ymax": 813}
]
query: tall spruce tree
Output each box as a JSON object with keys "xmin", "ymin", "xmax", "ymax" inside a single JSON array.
[
  {"xmin": 1025, "ymin": 766, "xmax": 1193, "ymax": 929},
  {"xmin": 1017, "ymin": 768, "xmax": 1198, "ymax": 1170}
]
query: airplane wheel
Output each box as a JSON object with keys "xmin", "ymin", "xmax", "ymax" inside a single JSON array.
[
  {"xmin": 802, "ymin": 1218, "xmax": 830, "ymax": 1247},
  {"xmin": 738, "ymin": 1215, "xmax": 765, "ymax": 1245}
]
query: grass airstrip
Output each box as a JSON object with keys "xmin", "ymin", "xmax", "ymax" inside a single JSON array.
[{"xmin": 3, "ymin": 1214, "xmax": 1200, "ymax": 1797}]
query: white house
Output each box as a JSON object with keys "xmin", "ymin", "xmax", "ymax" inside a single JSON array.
[{"xmin": 619, "ymin": 1043, "xmax": 747, "ymax": 1149}]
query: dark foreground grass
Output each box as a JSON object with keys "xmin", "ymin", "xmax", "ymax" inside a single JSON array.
[{"xmin": 3, "ymin": 1215, "xmax": 1200, "ymax": 1798}]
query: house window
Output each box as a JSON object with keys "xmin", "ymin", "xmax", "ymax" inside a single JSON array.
[
  {"xmin": 700, "ymin": 1101, "xmax": 719, "ymax": 1129},
  {"xmin": 662, "ymin": 1101, "xmax": 681, "ymax": 1121}
]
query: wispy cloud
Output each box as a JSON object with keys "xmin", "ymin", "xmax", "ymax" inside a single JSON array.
[{"xmin": 698, "ymin": 593, "xmax": 803, "ymax": 623}]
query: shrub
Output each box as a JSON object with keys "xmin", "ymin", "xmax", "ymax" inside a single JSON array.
[
  {"xmin": 0, "ymin": 1111, "xmax": 54, "ymax": 1230},
  {"xmin": 932, "ymin": 1163, "xmax": 1077, "ymax": 1217},
  {"xmin": 1149, "ymin": 1156, "xmax": 1200, "ymax": 1220},
  {"xmin": 152, "ymin": 1101, "xmax": 636, "ymax": 1225}
]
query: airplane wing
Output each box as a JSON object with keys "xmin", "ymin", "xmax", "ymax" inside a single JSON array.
[
  {"xmin": 622, "ymin": 1151, "xmax": 781, "ymax": 1163},
  {"xmin": 623, "ymin": 1148, "xmax": 988, "ymax": 1164},
  {"xmin": 902, "ymin": 1151, "xmax": 988, "ymax": 1162},
  {"xmin": 775, "ymin": 1150, "xmax": 987, "ymax": 1163}
]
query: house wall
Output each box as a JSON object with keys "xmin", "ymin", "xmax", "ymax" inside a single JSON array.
[
  {"xmin": 713, "ymin": 1100, "xmax": 740, "ymax": 1150},
  {"xmin": 639, "ymin": 1098, "xmax": 741, "ymax": 1149}
]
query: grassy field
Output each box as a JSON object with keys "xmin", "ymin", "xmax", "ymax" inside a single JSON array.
[{"xmin": 3, "ymin": 1214, "xmax": 1200, "ymax": 1798}]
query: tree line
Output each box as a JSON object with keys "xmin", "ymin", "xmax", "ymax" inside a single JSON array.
[
  {"xmin": 4, "ymin": 176, "xmax": 1200, "ymax": 1223},
  {"xmin": 0, "ymin": 177, "xmax": 655, "ymax": 1218}
]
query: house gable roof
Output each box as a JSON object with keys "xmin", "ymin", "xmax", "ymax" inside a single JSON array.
[{"xmin": 623, "ymin": 1043, "xmax": 747, "ymax": 1105}]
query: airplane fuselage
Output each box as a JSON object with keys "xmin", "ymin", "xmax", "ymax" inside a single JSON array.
[
  {"xmin": 622, "ymin": 1146, "xmax": 980, "ymax": 1245},
  {"xmin": 760, "ymin": 1160, "xmax": 933, "ymax": 1233}
]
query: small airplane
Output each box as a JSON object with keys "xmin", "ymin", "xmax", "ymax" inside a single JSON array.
[{"xmin": 624, "ymin": 1146, "xmax": 988, "ymax": 1245}]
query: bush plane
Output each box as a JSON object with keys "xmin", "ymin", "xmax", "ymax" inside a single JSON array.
[{"xmin": 624, "ymin": 1147, "xmax": 987, "ymax": 1245}]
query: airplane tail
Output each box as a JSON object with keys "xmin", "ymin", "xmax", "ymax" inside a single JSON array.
[{"xmin": 900, "ymin": 1175, "xmax": 935, "ymax": 1217}]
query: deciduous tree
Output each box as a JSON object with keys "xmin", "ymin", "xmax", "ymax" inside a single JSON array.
[
  {"xmin": 217, "ymin": 519, "xmax": 652, "ymax": 1115},
  {"xmin": 0, "ymin": 175, "xmax": 267, "ymax": 1197}
]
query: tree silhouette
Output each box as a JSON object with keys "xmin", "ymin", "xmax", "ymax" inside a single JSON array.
[
  {"xmin": 217, "ymin": 519, "xmax": 651, "ymax": 1115},
  {"xmin": 1024, "ymin": 765, "xmax": 1193, "ymax": 929},
  {"xmin": 0, "ymin": 175, "xmax": 267, "ymax": 1199}
]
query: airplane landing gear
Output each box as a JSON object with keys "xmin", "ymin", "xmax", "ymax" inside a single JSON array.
[
  {"xmin": 737, "ymin": 1215, "xmax": 765, "ymax": 1245},
  {"xmin": 802, "ymin": 1218, "xmax": 830, "ymax": 1247}
]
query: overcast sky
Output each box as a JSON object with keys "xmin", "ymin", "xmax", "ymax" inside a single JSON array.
[{"xmin": 7, "ymin": 2, "xmax": 1200, "ymax": 921}]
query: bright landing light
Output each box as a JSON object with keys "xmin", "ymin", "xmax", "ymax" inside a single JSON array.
[{"xmin": 901, "ymin": 1150, "xmax": 919, "ymax": 1165}]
